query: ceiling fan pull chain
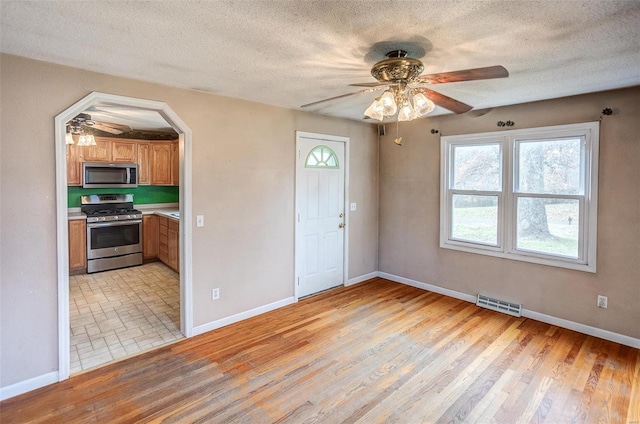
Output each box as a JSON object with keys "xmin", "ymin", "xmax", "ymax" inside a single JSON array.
[{"xmin": 394, "ymin": 120, "xmax": 402, "ymax": 146}]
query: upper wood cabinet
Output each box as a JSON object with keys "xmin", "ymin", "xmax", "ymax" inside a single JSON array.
[
  {"xmin": 150, "ymin": 143, "xmax": 172, "ymax": 185},
  {"xmin": 66, "ymin": 144, "xmax": 81, "ymax": 186},
  {"xmin": 111, "ymin": 140, "xmax": 137, "ymax": 162},
  {"xmin": 137, "ymin": 143, "xmax": 150, "ymax": 185},
  {"xmin": 171, "ymin": 141, "xmax": 179, "ymax": 186},
  {"xmin": 81, "ymin": 138, "xmax": 111, "ymax": 162},
  {"xmin": 66, "ymin": 137, "xmax": 180, "ymax": 187}
]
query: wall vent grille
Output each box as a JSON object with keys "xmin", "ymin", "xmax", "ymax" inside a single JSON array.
[{"xmin": 476, "ymin": 294, "xmax": 522, "ymax": 317}]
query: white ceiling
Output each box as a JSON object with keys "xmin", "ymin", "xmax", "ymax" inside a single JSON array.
[{"xmin": 1, "ymin": 1, "xmax": 639, "ymax": 123}]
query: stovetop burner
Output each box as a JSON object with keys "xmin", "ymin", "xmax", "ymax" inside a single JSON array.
[{"xmin": 80, "ymin": 194, "xmax": 142, "ymax": 223}]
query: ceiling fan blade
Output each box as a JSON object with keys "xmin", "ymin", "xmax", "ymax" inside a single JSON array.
[
  {"xmin": 91, "ymin": 123, "xmax": 126, "ymax": 135},
  {"xmin": 414, "ymin": 65, "xmax": 509, "ymax": 84},
  {"xmin": 348, "ymin": 82, "xmax": 388, "ymax": 88},
  {"xmin": 97, "ymin": 122, "xmax": 133, "ymax": 132},
  {"xmin": 421, "ymin": 88, "xmax": 473, "ymax": 114},
  {"xmin": 301, "ymin": 87, "xmax": 384, "ymax": 108}
]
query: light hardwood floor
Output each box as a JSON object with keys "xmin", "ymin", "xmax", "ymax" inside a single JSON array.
[{"xmin": 2, "ymin": 278, "xmax": 638, "ymax": 423}]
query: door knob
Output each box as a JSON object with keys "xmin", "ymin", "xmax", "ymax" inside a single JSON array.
[
  {"xmin": 338, "ymin": 222, "xmax": 345, "ymax": 228},
  {"xmin": 339, "ymin": 213, "xmax": 344, "ymax": 218}
]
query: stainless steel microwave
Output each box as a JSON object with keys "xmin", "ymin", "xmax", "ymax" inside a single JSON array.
[{"xmin": 82, "ymin": 162, "xmax": 138, "ymax": 188}]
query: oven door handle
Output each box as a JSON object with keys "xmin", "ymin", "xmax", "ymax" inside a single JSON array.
[{"xmin": 87, "ymin": 219, "xmax": 142, "ymax": 228}]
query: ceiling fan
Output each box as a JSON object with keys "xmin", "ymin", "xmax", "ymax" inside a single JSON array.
[
  {"xmin": 67, "ymin": 113, "xmax": 132, "ymax": 135},
  {"xmin": 301, "ymin": 50, "xmax": 509, "ymax": 120}
]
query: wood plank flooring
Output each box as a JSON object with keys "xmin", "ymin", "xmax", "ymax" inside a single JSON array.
[{"xmin": 2, "ymin": 278, "xmax": 639, "ymax": 423}]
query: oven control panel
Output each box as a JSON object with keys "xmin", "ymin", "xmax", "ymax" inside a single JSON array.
[{"xmin": 86, "ymin": 213, "xmax": 142, "ymax": 223}]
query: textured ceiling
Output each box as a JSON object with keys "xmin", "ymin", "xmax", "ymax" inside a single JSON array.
[{"xmin": 1, "ymin": 1, "xmax": 639, "ymax": 123}]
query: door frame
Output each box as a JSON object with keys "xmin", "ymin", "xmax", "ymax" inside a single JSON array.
[
  {"xmin": 55, "ymin": 92, "xmax": 194, "ymax": 381},
  {"xmin": 294, "ymin": 131, "xmax": 350, "ymax": 301}
]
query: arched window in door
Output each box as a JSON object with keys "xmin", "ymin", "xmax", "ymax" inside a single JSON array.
[{"xmin": 305, "ymin": 145, "xmax": 340, "ymax": 169}]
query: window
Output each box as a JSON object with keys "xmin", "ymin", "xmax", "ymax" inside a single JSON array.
[
  {"xmin": 305, "ymin": 145, "xmax": 339, "ymax": 168},
  {"xmin": 441, "ymin": 122, "xmax": 599, "ymax": 272}
]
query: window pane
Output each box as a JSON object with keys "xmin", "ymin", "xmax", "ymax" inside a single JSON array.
[
  {"xmin": 451, "ymin": 195, "xmax": 498, "ymax": 245},
  {"xmin": 305, "ymin": 145, "xmax": 339, "ymax": 169},
  {"xmin": 517, "ymin": 138, "xmax": 583, "ymax": 194},
  {"xmin": 453, "ymin": 144, "xmax": 501, "ymax": 191},
  {"xmin": 516, "ymin": 198, "xmax": 579, "ymax": 257}
]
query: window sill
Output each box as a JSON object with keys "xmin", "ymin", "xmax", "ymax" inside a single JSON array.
[{"xmin": 439, "ymin": 241, "xmax": 596, "ymax": 273}]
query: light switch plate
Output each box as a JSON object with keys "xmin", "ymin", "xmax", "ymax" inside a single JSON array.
[
  {"xmin": 196, "ymin": 215, "xmax": 204, "ymax": 227},
  {"xmin": 350, "ymin": 203, "xmax": 357, "ymax": 211}
]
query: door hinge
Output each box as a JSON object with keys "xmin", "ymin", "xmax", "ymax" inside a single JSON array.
[
  {"xmin": 297, "ymin": 277, "xmax": 300, "ymax": 285},
  {"xmin": 297, "ymin": 213, "xmax": 300, "ymax": 223},
  {"xmin": 298, "ymin": 150, "xmax": 301, "ymax": 159}
]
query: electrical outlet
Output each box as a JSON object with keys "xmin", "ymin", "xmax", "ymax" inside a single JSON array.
[
  {"xmin": 212, "ymin": 288, "xmax": 220, "ymax": 300},
  {"xmin": 350, "ymin": 203, "xmax": 357, "ymax": 212},
  {"xmin": 597, "ymin": 295, "xmax": 607, "ymax": 309}
]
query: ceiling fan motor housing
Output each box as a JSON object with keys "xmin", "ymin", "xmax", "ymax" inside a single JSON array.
[{"xmin": 371, "ymin": 51, "xmax": 424, "ymax": 83}]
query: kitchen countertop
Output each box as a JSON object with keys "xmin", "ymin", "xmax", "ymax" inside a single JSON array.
[
  {"xmin": 151, "ymin": 209, "xmax": 180, "ymax": 221},
  {"xmin": 67, "ymin": 204, "xmax": 179, "ymax": 221},
  {"xmin": 68, "ymin": 211, "xmax": 86, "ymax": 221}
]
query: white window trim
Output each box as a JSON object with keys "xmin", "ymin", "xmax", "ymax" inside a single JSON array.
[{"xmin": 440, "ymin": 122, "xmax": 599, "ymax": 273}]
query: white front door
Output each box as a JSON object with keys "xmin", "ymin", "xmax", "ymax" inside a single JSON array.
[{"xmin": 296, "ymin": 133, "xmax": 347, "ymax": 298}]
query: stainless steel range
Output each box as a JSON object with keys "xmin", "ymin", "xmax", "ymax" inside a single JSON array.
[{"xmin": 81, "ymin": 194, "xmax": 143, "ymax": 273}]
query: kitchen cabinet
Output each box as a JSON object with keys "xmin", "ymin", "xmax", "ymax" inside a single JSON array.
[
  {"xmin": 158, "ymin": 216, "xmax": 169, "ymax": 264},
  {"xmin": 111, "ymin": 140, "xmax": 137, "ymax": 162},
  {"xmin": 68, "ymin": 220, "xmax": 86, "ymax": 274},
  {"xmin": 157, "ymin": 215, "xmax": 179, "ymax": 273},
  {"xmin": 66, "ymin": 138, "xmax": 180, "ymax": 186},
  {"xmin": 137, "ymin": 143, "xmax": 150, "ymax": 185},
  {"xmin": 171, "ymin": 140, "xmax": 179, "ymax": 186},
  {"xmin": 66, "ymin": 144, "xmax": 82, "ymax": 186},
  {"xmin": 81, "ymin": 138, "xmax": 111, "ymax": 162},
  {"xmin": 142, "ymin": 215, "xmax": 159, "ymax": 260},
  {"xmin": 167, "ymin": 219, "xmax": 179, "ymax": 271},
  {"xmin": 150, "ymin": 143, "xmax": 172, "ymax": 185}
]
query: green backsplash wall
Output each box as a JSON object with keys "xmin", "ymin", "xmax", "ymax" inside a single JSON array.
[{"xmin": 68, "ymin": 186, "xmax": 179, "ymax": 207}]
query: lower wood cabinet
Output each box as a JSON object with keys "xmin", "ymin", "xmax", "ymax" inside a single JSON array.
[
  {"xmin": 68, "ymin": 220, "xmax": 86, "ymax": 275},
  {"xmin": 155, "ymin": 215, "xmax": 179, "ymax": 273},
  {"xmin": 167, "ymin": 219, "xmax": 179, "ymax": 271},
  {"xmin": 142, "ymin": 215, "xmax": 159, "ymax": 259}
]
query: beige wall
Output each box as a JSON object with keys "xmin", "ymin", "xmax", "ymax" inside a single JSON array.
[
  {"xmin": 0, "ymin": 54, "xmax": 379, "ymax": 387},
  {"xmin": 379, "ymin": 86, "xmax": 640, "ymax": 339}
]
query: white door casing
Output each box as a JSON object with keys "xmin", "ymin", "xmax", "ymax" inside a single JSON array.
[
  {"xmin": 55, "ymin": 92, "xmax": 193, "ymax": 381},
  {"xmin": 295, "ymin": 132, "xmax": 348, "ymax": 299}
]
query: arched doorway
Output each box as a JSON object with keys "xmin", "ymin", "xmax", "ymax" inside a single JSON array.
[{"xmin": 55, "ymin": 92, "xmax": 193, "ymax": 380}]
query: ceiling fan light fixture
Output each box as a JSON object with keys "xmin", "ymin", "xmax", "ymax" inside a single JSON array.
[
  {"xmin": 364, "ymin": 98, "xmax": 385, "ymax": 121},
  {"xmin": 76, "ymin": 128, "xmax": 96, "ymax": 147},
  {"xmin": 397, "ymin": 101, "xmax": 414, "ymax": 122},
  {"xmin": 412, "ymin": 92, "xmax": 435, "ymax": 116},
  {"xmin": 380, "ymin": 90, "xmax": 397, "ymax": 115}
]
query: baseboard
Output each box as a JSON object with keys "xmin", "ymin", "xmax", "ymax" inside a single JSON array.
[
  {"xmin": 192, "ymin": 297, "xmax": 296, "ymax": 336},
  {"xmin": 346, "ymin": 271, "xmax": 380, "ymax": 286},
  {"xmin": 521, "ymin": 309, "xmax": 640, "ymax": 348},
  {"xmin": 378, "ymin": 272, "xmax": 477, "ymax": 303},
  {"xmin": 379, "ymin": 272, "xmax": 640, "ymax": 349},
  {"xmin": 1, "ymin": 371, "xmax": 58, "ymax": 401}
]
